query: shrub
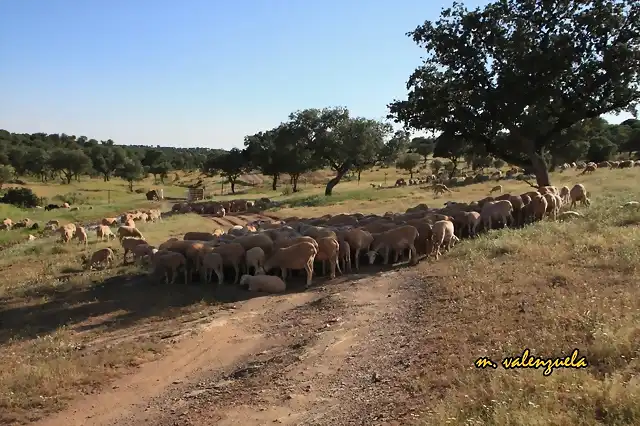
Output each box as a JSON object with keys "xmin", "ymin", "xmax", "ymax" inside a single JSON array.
[{"xmin": 1, "ymin": 187, "xmax": 40, "ymax": 208}]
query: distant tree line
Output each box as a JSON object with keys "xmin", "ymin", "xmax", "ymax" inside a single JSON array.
[{"xmin": 0, "ymin": 130, "xmax": 222, "ymax": 190}]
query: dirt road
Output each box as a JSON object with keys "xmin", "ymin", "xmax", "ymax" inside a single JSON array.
[{"xmin": 33, "ymin": 264, "xmax": 440, "ymax": 426}]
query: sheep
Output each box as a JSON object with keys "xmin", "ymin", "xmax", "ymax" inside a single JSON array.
[
  {"xmin": 209, "ymin": 242, "xmax": 246, "ymax": 284},
  {"xmin": 159, "ymin": 237, "xmax": 180, "ymax": 250},
  {"xmin": 314, "ymin": 236, "xmax": 341, "ymax": 279},
  {"xmin": 338, "ymin": 240, "xmax": 352, "ymax": 273},
  {"xmin": 432, "ymin": 183, "xmax": 452, "ymax": 196},
  {"xmin": 569, "ymin": 184, "xmax": 590, "ymax": 209},
  {"xmin": 117, "ymin": 225, "xmax": 144, "ymax": 241},
  {"xmin": 529, "ymin": 194, "xmax": 548, "ymax": 222},
  {"xmin": 96, "ymin": 225, "xmax": 116, "ymax": 241},
  {"xmin": 58, "ymin": 224, "xmax": 75, "ymax": 243},
  {"xmin": 580, "ymin": 164, "xmax": 597, "ymax": 175},
  {"xmin": 121, "ymin": 237, "xmax": 149, "ymax": 263},
  {"xmin": 480, "ymin": 200, "xmax": 513, "ymax": 229},
  {"xmin": 183, "ymin": 231, "xmax": 217, "ymax": 241},
  {"xmin": 620, "ymin": 201, "xmax": 640, "ymax": 208},
  {"xmin": 543, "ymin": 193, "xmax": 559, "ymax": 221},
  {"xmin": 405, "ymin": 219, "xmax": 434, "ymax": 255},
  {"xmin": 344, "ymin": 228, "xmax": 374, "ymax": 271},
  {"xmin": 558, "ymin": 211, "xmax": 584, "ymax": 220},
  {"xmin": 101, "ymin": 217, "xmax": 118, "ymax": 226},
  {"xmin": 81, "ymin": 248, "xmax": 115, "ymax": 270},
  {"xmin": 262, "ymin": 241, "xmax": 318, "ymax": 288},
  {"xmin": 559, "ymin": 186, "xmax": 570, "ymax": 204},
  {"xmin": 367, "ymin": 225, "xmax": 419, "ymax": 266},
  {"xmin": 245, "ymin": 246, "xmax": 265, "ymax": 275},
  {"xmin": 74, "ymin": 226, "xmax": 89, "ymax": 247},
  {"xmin": 489, "ymin": 185, "xmax": 503, "ymax": 194},
  {"xmin": 458, "ymin": 211, "xmax": 481, "ymax": 237},
  {"xmin": 240, "ymin": 274, "xmax": 286, "ymax": 294},
  {"xmin": 152, "ymin": 250, "xmax": 187, "ymax": 285},
  {"xmin": 201, "ymin": 251, "xmax": 224, "ymax": 285},
  {"xmin": 132, "ymin": 243, "xmax": 157, "ymax": 265},
  {"xmin": 431, "ymin": 220, "xmax": 455, "ymax": 260},
  {"xmin": 234, "ymin": 234, "xmax": 274, "ymax": 256}
]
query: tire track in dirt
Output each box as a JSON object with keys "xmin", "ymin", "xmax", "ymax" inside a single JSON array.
[{"xmin": 145, "ymin": 270, "xmax": 429, "ymax": 426}]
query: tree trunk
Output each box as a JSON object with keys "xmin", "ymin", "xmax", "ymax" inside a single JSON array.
[
  {"xmin": 325, "ymin": 168, "xmax": 349, "ymax": 196},
  {"xmin": 271, "ymin": 174, "xmax": 278, "ymax": 191},
  {"xmin": 64, "ymin": 171, "xmax": 72, "ymax": 184},
  {"xmin": 230, "ymin": 180, "xmax": 236, "ymax": 194},
  {"xmin": 357, "ymin": 170, "xmax": 362, "ymax": 183},
  {"xmin": 292, "ymin": 174, "xmax": 299, "ymax": 192},
  {"xmin": 530, "ymin": 152, "xmax": 551, "ymax": 187},
  {"xmin": 128, "ymin": 181, "xmax": 134, "ymax": 192},
  {"xmin": 103, "ymin": 174, "xmax": 108, "ymax": 182},
  {"xmin": 409, "ymin": 170, "xmax": 414, "ymax": 179}
]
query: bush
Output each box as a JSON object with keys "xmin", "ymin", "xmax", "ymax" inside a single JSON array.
[{"xmin": 1, "ymin": 187, "xmax": 40, "ymax": 208}]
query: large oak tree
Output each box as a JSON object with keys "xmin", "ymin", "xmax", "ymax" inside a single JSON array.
[{"xmin": 388, "ymin": 0, "xmax": 640, "ymax": 186}]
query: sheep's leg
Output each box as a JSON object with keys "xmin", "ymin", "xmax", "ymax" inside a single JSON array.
[
  {"xmin": 304, "ymin": 261, "xmax": 313, "ymax": 288},
  {"xmin": 409, "ymin": 244, "xmax": 418, "ymax": 265},
  {"xmin": 165, "ymin": 270, "xmax": 171, "ymax": 285},
  {"xmin": 233, "ymin": 264, "xmax": 240, "ymax": 285},
  {"xmin": 354, "ymin": 249, "xmax": 360, "ymax": 271},
  {"xmin": 322, "ymin": 260, "xmax": 326, "ymax": 276},
  {"xmin": 335, "ymin": 254, "xmax": 342, "ymax": 275},
  {"xmin": 382, "ymin": 247, "xmax": 390, "ymax": 265},
  {"xmin": 329, "ymin": 259, "xmax": 336, "ymax": 279}
]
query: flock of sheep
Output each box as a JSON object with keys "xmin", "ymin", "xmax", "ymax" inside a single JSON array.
[{"xmin": 75, "ymin": 180, "xmax": 604, "ymax": 295}]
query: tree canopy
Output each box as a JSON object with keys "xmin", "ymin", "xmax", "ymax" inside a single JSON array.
[{"xmin": 388, "ymin": 0, "xmax": 640, "ymax": 186}]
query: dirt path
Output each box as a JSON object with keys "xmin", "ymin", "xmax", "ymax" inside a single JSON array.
[{"xmin": 33, "ymin": 265, "xmax": 434, "ymax": 426}]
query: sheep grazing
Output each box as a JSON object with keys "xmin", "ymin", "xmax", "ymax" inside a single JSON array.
[
  {"xmin": 367, "ymin": 225, "xmax": 419, "ymax": 266},
  {"xmin": 245, "ymin": 246, "xmax": 265, "ymax": 275},
  {"xmin": 528, "ymin": 193, "xmax": 548, "ymax": 222},
  {"xmin": 431, "ymin": 220, "xmax": 455, "ymax": 260},
  {"xmin": 559, "ymin": 186, "xmax": 570, "ymax": 204},
  {"xmin": 132, "ymin": 243, "xmax": 156, "ymax": 265},
  {"xmin": 74, "ymin": 226, "xmax": 89, "ymax": 247},
  {"xmin": 343, "ymin": 228, "xmax": 374, "ymax": 271},
  {"xmin": 81, "ymin": 248, "xmax": 115, "ymax": 270},
  {"xmin": 58, "ymin": 224, "xmax": 76, "ymax": 243},
  {"xmin": 569, "ymin": 184, "xmax": 590, "ymax": 209},
  {"xmin": 152, "ymin": 250, "xmax": 187, "ymax": 285},
  {"xmin": 209, "ymin": 242, "xmax": 246, "ymax": 284},
  {"xmin": 117, "ymin": 225, "xmax": 144, "ymax": 241},
  {"xmin": 262, "ymin": 241, "xmax": 318, "ymax": 288},
  {"xmin": 489, "ymin": 185, "xmax": 503, "ymax": 194},
  {"xmin": 101, "ymin": 217, "xmax": 118, "ymax": 226},
  {"xmin": 480, "ymin": 200, "xmax": 514, "ymax": 229},
  {"xmin": 121, "ymin": 237, "xmax": 149, "ymax": 263},
  {"xmin": 240, "ymin": 274, "xmax": 287, "ymax": 294},
  {"xmin": 580, "ymin": 164, "xmax": 597, "ymax": 175},
  {"xmin": 96, "ymin": 225, "xmax": 116, "ymax": 241},
  {"xmin": 338, "ymin": 240, "xmax": 352, "ymax": 273}
]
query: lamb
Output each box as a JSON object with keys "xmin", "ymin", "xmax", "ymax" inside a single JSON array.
[
  {"xmin": 580, "ymin": 164, "xmax": 597, "ymax": 174},
  {"xmin": 314, "ymin": 236, "xmax": 341, "ymax": 279},
  {"xmin": 245, "ymin": 246, "xmax": 265, "ymax": 275},
  {"xmin": 480, "ymin": 200, "xmax": 513, "ymax": 229},
  {"xmin": 367, "ymin": 225, "xmax": 419, "ymax": 266},
  {"xmin": 201, "ymin": 251, "xmax": 224, "ymax": 285},
  {"xmin": 239, "ymin": 274, "xmax": 286, "ymax": 294},
  {"xmin": 74, "ymin": 226, "xmax": 89, "ymax": 247},
  {"xmin": 261, "ymin": 241, "xmax": 318, "ymax": 288},
  {"xmin": 343, "ymin": 228, "xmax": 374, "ymax": 271},
  {"xmin": 431, "ymin": 220, "xmax": 455, "ymax": 260},
  {"xmin": 183, "ymin": 231, "xmax": 217, "ymax": 241},
  {"xmin": 117, "ymin": 225, "xmax": 144, "ymax": 241},
  {"xmin": 489, "ymin": 185, "xmax": 503, "ymax": 194},
  {"xmin": 569, "ymin": 184, "xmax": 590, "ymax": 209},
  {"xmin": 152, "ymin": 250, "xmax": 187, "ymax": 285},
  {"xmin": 558, "ymin": 211, "xmax": 584, "ymax": 220},
  {"xmin": 543, "ymin": 193, "xmax": 559, "ymax": 221},
  {"xmin": 96, "ymin": 225, "xmax": 116, "ymax": 241},
  {"xmin": 81, "ymin": 248, "xmax": 115, "ymax": 270},
  {"xmin": 338, "ymin": 240, "xmax": 352, "ymax": 273},
  {"xmin": 121, "ymin": 237, "xmax": 149, "ymax": 263}
]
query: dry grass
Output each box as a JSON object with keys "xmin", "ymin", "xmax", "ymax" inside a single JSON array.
[
  {"xmin": 1, "ymin": 165, "xmax": 639, "ymax": 424},
  {"xmin": 413, "ymin": 170, "xmax": 640, "ymax": 425}
]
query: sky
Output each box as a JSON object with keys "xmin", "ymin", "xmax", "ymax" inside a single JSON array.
[{"xmin": 0, "ymin": 0, "xmax": 633, "ymax": 150}]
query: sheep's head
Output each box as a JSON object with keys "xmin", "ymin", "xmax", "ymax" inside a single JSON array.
[
  {"xmin": 367, "ymin": 250, "xmax": 379, "ymax": 265},
  {"xmin": 239, "ymin": 274, "xmax": 251, "ymax": 287}
]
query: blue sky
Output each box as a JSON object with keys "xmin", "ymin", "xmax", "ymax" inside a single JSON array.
[{"xmin": 0, "ymin": 0, "xmax": 632, "ymax": 150}]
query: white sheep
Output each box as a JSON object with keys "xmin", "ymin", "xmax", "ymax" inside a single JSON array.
[
  {"xmin": 239, "ymin": 274, "xmax": 286, "ymax": 293},
  {"xmin": 117, "ymin": 225, "xmax": 144, "ymax": 241},
  {"xmin": 431, "ymin": 220, "xmax": 455, "ymax": 260},
  {"xmin": 569, "ymin": 184, "xmax": 590, "ymax": 209},
  {"xmin": 245, "ymin": 246, "xmax": 265, "ymax": 275},
  {"xmin": 480, "ymin": 200, "xmax": 513, "ymax": 229}
]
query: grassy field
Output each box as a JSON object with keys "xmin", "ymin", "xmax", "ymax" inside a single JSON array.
[{"xmin": 0, "ymin": 165, "xmax": 639, "ymax": 424}]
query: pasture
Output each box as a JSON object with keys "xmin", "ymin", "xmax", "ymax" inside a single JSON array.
[{"xmin": 1, "ymin": 165, "xmax": 640, "ymax": 425}]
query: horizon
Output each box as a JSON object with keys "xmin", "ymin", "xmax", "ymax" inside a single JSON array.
[{"xmin": 0, "ymin": 0, "xmax": 633, "ymax": 150}]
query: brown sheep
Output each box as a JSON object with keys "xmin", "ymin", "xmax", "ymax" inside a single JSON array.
[
  {"xmin": 81, "ymin": 248, "xmax": 115, "ymax": 270},
  {"xmin": 569, "ymin": 184, "xmax": 590, "ymax": 208},
  {"xmin": 262, "ymin": 242, "xmax": 318, "ymax": 288},
  {"xmin": 314, "ymin": 237, "xmax": 341, "ymax": 279},
  {"xmin": 367, "ymin": 225, "xmax": 419, "ymax": 266}
]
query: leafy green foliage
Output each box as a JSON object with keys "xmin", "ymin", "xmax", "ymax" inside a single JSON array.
[
  {"xmin": 202, "ymin": 148, "xmax": 248, "ymax": 194},
  {"xmin": 115, "ymin": 159, "xmax": 146, "ymax": 192},
  {"xmin": 396, "ymin": 153, "xmax": 421, "ymax": 179},
  {"xmin": 0, "ymin": 165, "xmax": 14, "ymax": 189},
  {"xmin": 388, "ymin": 0, "xmax": 640, "ymax": 186},
  {"xmin": 1, "ymin": 187, "xmax": 39, "ymax": 208}
]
